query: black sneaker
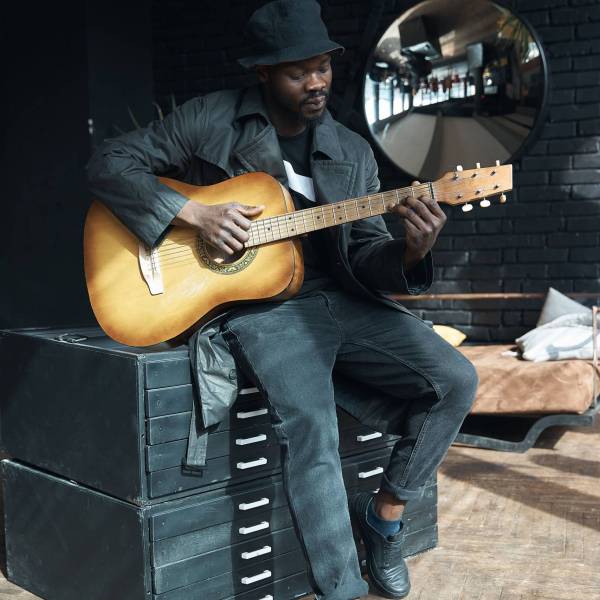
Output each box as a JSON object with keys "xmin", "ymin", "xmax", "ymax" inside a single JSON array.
[{"xmin": 349, "ymin": 492, "xmax": 411, "ymax": 599}]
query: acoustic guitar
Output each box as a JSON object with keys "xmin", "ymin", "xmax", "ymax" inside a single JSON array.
[{"xmin": 84, "ymin": 163, "xmax": 512, "ymax": 346}]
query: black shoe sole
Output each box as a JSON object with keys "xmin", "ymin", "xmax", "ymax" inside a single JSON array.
[{"xmin": 366, "ymin": 563, "xmax": 411, "ymax": 600}]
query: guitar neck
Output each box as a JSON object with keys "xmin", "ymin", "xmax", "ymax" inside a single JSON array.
[{"xmin": 245, "ymin": 181, "xmax": 437, "ymax": 248}]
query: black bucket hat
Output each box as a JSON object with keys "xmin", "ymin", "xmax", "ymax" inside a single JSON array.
[{"xmin": 238, "ymin": 0, "xmax": 345, "ymax": 69}]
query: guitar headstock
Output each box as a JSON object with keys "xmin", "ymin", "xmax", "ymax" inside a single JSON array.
[{"xmin": 434, "ymin": 161, "xmax": 513, "ymax": 212}]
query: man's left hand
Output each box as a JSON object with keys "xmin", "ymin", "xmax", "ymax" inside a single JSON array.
[{"xmin": 388, "ymin": 180, "xmax": 447, "ymax": 271}]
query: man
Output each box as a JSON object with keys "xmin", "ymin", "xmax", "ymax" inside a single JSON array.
[{"xmin": 87, "ymin": 2, "xmax": 478, "ymax": 599}]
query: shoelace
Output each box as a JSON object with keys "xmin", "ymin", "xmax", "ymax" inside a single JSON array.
[
  {"xmin": 383, "ymin": 545, "xmax": 391, "ymax": 568},
  {"xmin": 382, "ymin": 536, "xmax": 403, "ymax": 568}
]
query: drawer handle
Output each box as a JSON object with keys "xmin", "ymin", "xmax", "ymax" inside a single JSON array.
[
  {"xmin": 356, "ymin": 431, "xmax": 383, "ymax": 442},
  {"xmin": 241, "ymin": 545, "xmax": 272, "ymax": 560},
  {"xmin": 239, "ymin": 386, "xmax": 260, "ymax": 395},
  {"xmin": 237, "ymin": 457, "xmax": 267, "ymax": 470},
  {"xmin": 239, "ymin": 521, "xmax": 269, "ymax": 535},
  {"xmin": 241, "ymin": 569, "xmax": 271, "ymax": 585},
  {"xmin": 358, "ymin": 466, "xmax": 384, "ymax": 479},
  {"xmin": 237, "ymin": 408, "xmax": 268, "ymax": 419},
  {"xmin": 238, "ymin": 497, "xmax": 270, "ymax": 511},
  {"xmin": 236, "ymin": 434, "xmax": 267, "ymax": 446}
]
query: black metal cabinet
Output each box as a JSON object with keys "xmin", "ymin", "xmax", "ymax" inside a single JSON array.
[
  {"xmin": 0, "ymin": 327, "xmax": 399, "ymax": 504},
  {"xmin": 3, "ymin": 456, "xmax": 437, "ymax": 600},
  {"xmin": 0, "ymin": 327, "xmax": 439, "ymax": 600}
]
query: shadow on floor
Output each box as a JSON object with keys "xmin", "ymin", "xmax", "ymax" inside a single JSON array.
[
  {"xmin": 441, "ymin": 450, "xmax": 600, "ymax": 533},
  {"xmin": 530, "ymin": 453, "xmax": 600, "ymax": 478}
]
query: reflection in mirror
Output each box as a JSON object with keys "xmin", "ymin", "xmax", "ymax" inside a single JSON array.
[{"xmin": 364, "ymin": 0, "xmax": 545, "ymax": 180}]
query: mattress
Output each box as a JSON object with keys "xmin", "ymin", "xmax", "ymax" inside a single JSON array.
[{"xmin": 459, "ymin": 344, "xmax": 597, "ymax": 415}]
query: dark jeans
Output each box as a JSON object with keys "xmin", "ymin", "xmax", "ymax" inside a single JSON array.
[{"xmin": 223, "ymin": 290, "xmax": 478, "ymax": 600}]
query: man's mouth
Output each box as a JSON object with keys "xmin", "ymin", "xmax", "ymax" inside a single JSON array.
[{"xmin": 303, "ymin": 96, "xmax": 327, "ymax": 109}]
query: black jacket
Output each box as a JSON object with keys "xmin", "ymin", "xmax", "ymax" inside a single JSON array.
[{"xmin": 87, "ymin": 85, "xmax": 433, "ymax": 309}]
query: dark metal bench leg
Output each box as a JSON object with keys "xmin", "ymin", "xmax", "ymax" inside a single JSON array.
[{"xmin": 453, "ymin": 408, "xmax": 598, "ymax": 453}]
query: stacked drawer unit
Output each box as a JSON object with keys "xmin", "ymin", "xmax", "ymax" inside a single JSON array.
[{"xmin": 0, "ymin": 327, "xmax": 438, "ymax": 600}]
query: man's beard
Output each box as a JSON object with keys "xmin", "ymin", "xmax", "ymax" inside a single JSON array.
[{"xmin": 299, "ymin": 90, "xmax": 329, "ymax": 125}]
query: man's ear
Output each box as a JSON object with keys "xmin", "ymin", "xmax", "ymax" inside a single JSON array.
[{"xmin": 255, "ymin": 65, "xmax": 269, "ymax": 83}]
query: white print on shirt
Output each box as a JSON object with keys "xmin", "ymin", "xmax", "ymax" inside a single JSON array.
[{"xmin": 283, "ymin": 160, "xmax": 316, "ymax": 202}]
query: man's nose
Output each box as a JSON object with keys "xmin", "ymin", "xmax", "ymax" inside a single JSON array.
[{"xmin": 306, "ymin": 73, "xmax": 326, "ymax": 92}]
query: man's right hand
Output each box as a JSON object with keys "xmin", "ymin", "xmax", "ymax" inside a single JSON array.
[{"xmin": 173, "ymin": 201, "xmax": 264, "ymax": 255}]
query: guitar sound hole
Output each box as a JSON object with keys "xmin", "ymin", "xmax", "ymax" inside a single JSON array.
[{"xmin": 204, "ymin": 243, "xmax": 245, "ymax": 265}]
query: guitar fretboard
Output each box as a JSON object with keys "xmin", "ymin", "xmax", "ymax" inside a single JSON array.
[{"xmin": 245, "ymin": 182, "xmax": 437, "ymax": 247}]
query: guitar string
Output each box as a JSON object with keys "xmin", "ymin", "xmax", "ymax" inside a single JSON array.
[
  {"xmin": 159, "ymin": 180, "xmax": 436, "ymax": 254},
  {"xmin": 155, "ymin": 198, "xmax": 380, "ymax": 266},
  {"xmin": 156, "ymin": 200, "xmax": 405, "ymax": 268},
  {"xmin": 154, "ymin": 180, "xmax": 486, "ymax": 268},
  {"xmin": 154, "ymin": 177, "xmax": 499, "ymax": 267},
  {"xmin": 156, "ymin": 183, "xmax": 437, "ymax": 264},
  {"xmin": 160, "ymin": 172, "xmax": 497, "ymax": 251},
  {"xmin": 156, "ymin": 184, "xmax": 493, "ymax": 268},
  {"xmin": 254, "ymin": 175, "xmax": 499, "ymax": 244},
  {"xmin": 244, "ymin": 181, "xmax": 436, "ymax": 246}
]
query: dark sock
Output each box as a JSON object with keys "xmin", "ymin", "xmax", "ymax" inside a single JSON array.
[{"xmin": 366, "ymin": 497, "xmax": 403, "ymax": 538}]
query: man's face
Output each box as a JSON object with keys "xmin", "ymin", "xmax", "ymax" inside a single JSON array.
[{"xmin": 258, "ymin": 54, "xmax": 333, "ymax": 123}]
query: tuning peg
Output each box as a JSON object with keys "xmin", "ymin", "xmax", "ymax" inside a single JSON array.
[
  {"xmin": 495, "ymin": 159, "xmax": 501, "ymax": 166},
  {"xmin": 476, "ymin": 162, "xmax": 481, "ymax": 169},
  {"xmin": 480, "ymin": 198, "xmax": 491, "ymax": 208},
  {"xmin": 456, "ymin": 165, "xmax": 463, "ymax": 171},
  {"xmin": 462, "ymin": 203, "xmax": 474, "ymax": 212},
  {"xmin": 499, "ymin": 194, "xmax": 507, "ymax": 204}
]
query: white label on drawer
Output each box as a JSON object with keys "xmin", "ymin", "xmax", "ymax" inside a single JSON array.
[
  {"xmin": 237, "ymin": 408, "xmax": 268, "ymax": 419},
  {"xmin": 356, "ymin": 431, "xmax": 383, "ymax": 442},
  {"xmin": 236, "ymin": 434, "xmax": 267, "ymax": 446},
  {"xmin": 241, "ymin": 545, "xmax": 272, "ymax": 560},
  {"xmin": 358, "ymin": 466, "xmax": 384, "ymax": 479},
  {"xmin": 239, "ymin": 521, "xmax": 270, "ymax": 535},
  {"xmin": 238, "ymin": 497, "xmax": 270, "ymax": 511},
  {"xmin": 241, "ymin": 569, "xmax": 271, "ymax": 585},
  {"xmin": 239, "ymin": 386, "xmax": 260, "ymax": 395},
  {"xmin": 237, "ymin": 457, "xmax": 268, "ymax": 470}
]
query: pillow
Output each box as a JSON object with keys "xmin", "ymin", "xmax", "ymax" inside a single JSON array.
[
  {"xmin": 433, "ymin": 325, "xmax": 466, "ymax": 347},
  {"xmin": 516, "ymin": 312, "xmax": 595, "ymax": 362},
  {"xmin": 537, "ymin": 287, "xmax": 590, "ymax": 327}
]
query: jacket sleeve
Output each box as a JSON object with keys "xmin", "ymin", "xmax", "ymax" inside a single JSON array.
[
  {"xmin": 347, "ymin": 144, "xmax": 433, "ymax": 295},
  {"xmin": 86, "ymin": 96, "xmax": 207, "ymax": 247}
]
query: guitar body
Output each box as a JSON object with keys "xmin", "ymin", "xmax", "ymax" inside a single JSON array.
[{"xmin": 84, "ymin": 172, "xmax": 303, "ymax": 347}]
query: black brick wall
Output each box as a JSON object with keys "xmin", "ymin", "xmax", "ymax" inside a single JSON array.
[{"xmin": 151, "ymin": 0, "xmax": 600, "ymax": 342}]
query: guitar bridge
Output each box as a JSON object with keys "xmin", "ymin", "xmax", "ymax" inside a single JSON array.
[{"xmin": 138, "ymin": 243, "xmax": 164, "ymax": 295}]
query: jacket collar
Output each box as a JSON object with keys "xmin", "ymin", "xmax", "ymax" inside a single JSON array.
[
  {"xmin": 234, "ymin": 85, "xmax": 271, "ymax": 123},
  {"xmin": 235, "ymin": 85, "xmax": 343, "ymax": 161}
]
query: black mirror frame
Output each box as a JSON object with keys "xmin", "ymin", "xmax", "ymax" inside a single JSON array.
[{"xmin": 361, "ymin": 0, "xmax": 551, "ymax": 180}]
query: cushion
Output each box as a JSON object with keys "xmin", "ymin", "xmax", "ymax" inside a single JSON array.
[
  {"xmin": 459, "ymin": 344, "xmax": 596, "ymax": 415},
  {"xmin": 537, "ymin": 287, "xmax": 590, "ymax": 326},
  {"xmin": 433, "ymin": 325, "xmax": 466, "ymax": 347},
  {"xmin": 516, "ymin": 312, "xmax": 596, "ymax": 362}
]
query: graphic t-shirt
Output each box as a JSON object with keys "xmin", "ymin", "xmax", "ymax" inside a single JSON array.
[{"xmin": 277, "ymin": 128, "xmax": 337, "ymax": 295}]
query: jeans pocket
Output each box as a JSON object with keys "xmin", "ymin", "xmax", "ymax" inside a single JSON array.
[{"xmin": 223, "ymin": 306, "xmax": 272, "ymax": 331}]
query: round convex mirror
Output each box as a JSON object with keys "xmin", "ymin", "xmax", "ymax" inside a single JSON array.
[{"xmin": 363, "ymin": 0, "xmax": 547, "ymax": 180}]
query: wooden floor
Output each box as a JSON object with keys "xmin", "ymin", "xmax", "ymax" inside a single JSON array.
[{"xmin": 2, "ymin": 418, "xmax": 600, "ymax": 600}]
